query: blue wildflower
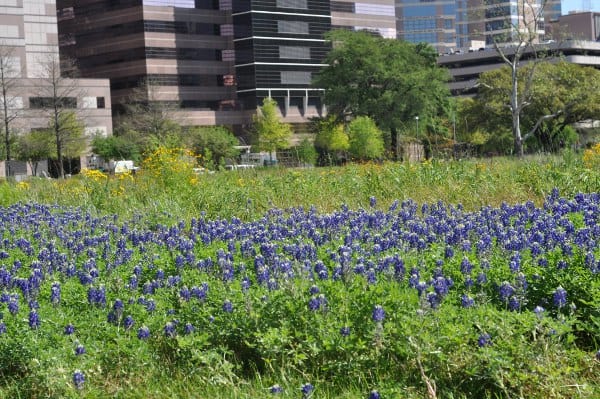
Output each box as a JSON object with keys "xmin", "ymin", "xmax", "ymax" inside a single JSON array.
[
  {"xmin": 64, "ymin": 324, "xmax": 75, "ymax": 335},
  {"xmin": 301, "ymin": 383, "xmax": 314, "ymax": 397},
  {"xmin": 372, "ymin": 305, "xmax": 385, "ymax": 322},
  {"xmin": 222, "ymin": 299, "xmax": 233, "ymax": 313},
  {"xmin": 164, "ymin": 322, "xmax": 176, "ymax": 338},
  {"xmin": 368, "ymin": 390, "xmax": 381, "ymax": 399},
  {"xmin": 75, "ymin": 344, "xmax": 85, "ymax": 356},
  {"xmin": 340, "ymin": 326, "xmax": 351, "ymax": 337},
  {"xmin": 478, "ymin": 333, "xmax": 492, "ymax": 347},
  {"xmin": 137, "ymin": 326, "xmax": 150, "ymax": 340},
  {"xmin": 553, "ymin": 286, "xmax": 567, "ymax": 308},
  {"xmin": 269, "ymin": 384, "xmax": 283, "ymax": 394},
  {"xmin": 123, "ymin": 315, "xmax": 134, "ymax": 330},
  {"xmin": 72, "ymin": 370, "xmax": 85, "ymax": 389},
  {"xmin": 28, "ymin": 310, "xmax": 40, "ymax": 329}
]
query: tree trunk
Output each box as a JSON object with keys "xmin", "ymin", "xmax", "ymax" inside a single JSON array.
[{"xmin": 510, "ymin": 63, "xmax": 524, "ymax": 157}]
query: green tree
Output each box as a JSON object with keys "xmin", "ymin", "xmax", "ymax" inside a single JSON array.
[
  {"xmin": 91, "ymin": 134, "xmax": 141, "ymax": 162},
  {"xmin": 115, "ymin": 78, "xmax": 183, "ymax": 152},
  {"xmin": 16, "ymin": 129, "xmax": 54, "ymax": 176},
  {"xmin": 347, "ymin": 116, "xmax": 385, "ymax": 160},
  {"xmin": 253, "ymin": 97, "xmax": 293, "ymax": 163},
  {"xmin": 313, "ymin": 30, "xmax": 450, "ymax": 153},
  {"xmin": 34, "ymin": 55, "xmax": 85, "ymax": 178},
  {"xmin": 185, "ymin": 126, "xmax": 239, "ymax": 168},
  {"xmin": 313, "ymin": 116, "xmax": 349, "ymax": 165},
  {"xmin": 475, "ymin": 61, "xmax": 600, "ymax": 152}
]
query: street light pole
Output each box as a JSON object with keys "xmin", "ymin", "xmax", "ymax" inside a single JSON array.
[{"xmin": 415, "ymin": 116, "xmax": 419, "ymax": 140}]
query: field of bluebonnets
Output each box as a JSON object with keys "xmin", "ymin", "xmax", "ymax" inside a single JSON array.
[{"xmin": 1, "ymin": 147, "xmax": 600, "ymax": 398}]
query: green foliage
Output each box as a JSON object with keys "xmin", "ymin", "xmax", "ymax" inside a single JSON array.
[
  {"xmin": 347, "ymin": 116, "xmax": 385, "ymax": 160},
  {"xmin": 91, "ymin": 134, "xmax": 141, "ymax": 162},
  {"xmin": 293, "ymin": 138, "xmax": 318, "ymax": 166},
  {"xmin": 253, "ymin": 97, "xmax": 293, "ymax": 158},
  {"xmin": 15, "ymin": 129, "xmax": 54, "ymax": 174},
  {"xmin": 314, "ymin": 30, "xmax": 450, "ymax": 147},
  {"xmin": 185, "ymin": 126, "xmax": 239, "ymax": 168},
  {"xmin": 55, "ymin": 111, "xmax": 86, "ymax": 159},
  {"xmin": 474, "ymin": 61, "xmax": 600, "ymax": 153}
]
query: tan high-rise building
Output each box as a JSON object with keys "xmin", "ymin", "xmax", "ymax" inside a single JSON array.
[{"xmin": 0, "ymin": 0, "xmax": 112, "ymax": 177}]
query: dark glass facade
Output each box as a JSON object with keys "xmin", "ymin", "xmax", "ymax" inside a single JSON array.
[{"xmin": 232, "ymin": 0, "xmax": 330, "ymax": 113}]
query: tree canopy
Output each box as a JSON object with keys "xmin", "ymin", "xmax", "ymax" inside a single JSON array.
[
  {"xmin": 474, "ymin": 61, "xmax": 600, "ymax": 152},
  {"xmin": 313, "ymin": 30, "xmax": 450, "ymax": 148},
  {"xmin": 253, "ymin": 97, "xmax": 292, "ymax": 161}
]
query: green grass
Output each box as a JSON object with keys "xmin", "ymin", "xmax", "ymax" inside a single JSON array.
[{"xmin": 0, "ymin": 151, "xmax": 599, "ymax": 398}]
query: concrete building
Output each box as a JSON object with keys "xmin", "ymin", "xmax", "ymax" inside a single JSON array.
[
  {"xmin": 0, "ymin": 0, "xmax": 112, "ymax": 178},
  {"xmin": 438, "ymin": 40, "xmax": 600, "ymax": 96},
  {"xmin": 550, "ymin": 11, "xmax": 600, "ymax": 41}
]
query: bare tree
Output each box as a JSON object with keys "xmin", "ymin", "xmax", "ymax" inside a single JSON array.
[
  {"xmin": 0, "ymin": 45, "xmax": 22, "ymax": 177},
  {"xmin": 35, "ymin": 54, "xmax": 84, "ymax": 178},
  {"xmin": 486, "ymin": 0, "xmax": 556, "ymax": 156}
]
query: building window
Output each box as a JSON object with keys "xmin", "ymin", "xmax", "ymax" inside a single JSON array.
[
  {"xmin": 277, "ymin": 0, "xmax": 307, "ymax": 9},
  {"xmin": 97, "ymin": 97, "xmax": 105, "ymax": 109},
  {"xmin": 278, "ymin": 20, "xmax": 309, "ymax": 34},
  {"xmin": 29, "ymin": 97, "xmax": 77, "ymax": 109},
  {"xmin": 281, "ymin": 71, "xmax": 312, "ymax": 85},
  {"xmin": 279, "ymin": 46, "xmax": 310, "ymax": 59}
]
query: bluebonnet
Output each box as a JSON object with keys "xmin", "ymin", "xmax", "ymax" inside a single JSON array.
[
  {"xmin": 0, "ymin": 322, "xmax": 5, "ymax": 335},
  {"xmin": 269, "ymin": 384, "xmax": 283, "ymax": 394},
  {"xmin": 372, "ymin": 305, "xmax": 385, "ymax": 322},
  {"xmin": 137, "ymin": 326, "xmax": 150, "ymax": 340},
  {"xmin": 64, "ymin": 324, "xmax": 75, "ymax": 335},
  {"xmin": 478, "ymin": 333, "xmax": 492, "ymax": 347},
  {"xmin": 7, "ymin": 299, "xmax": 18, "ymax": 315},
  {"xmin": 75, "ymin": 344, "xmax": 86, "ymax": 356},
  {"xmin": 461, "ymin": 295, "xmax": 475, "ymax": 308},
  {"xmin": 340, "ymin": 326, "xmax": 351, "ymax": 337},
  {"xmin": 164, "ymin": 322, "xmax": 176, "ymax": 337},
  {"xmin": 28, "ymin": 310, "xmax": 40, "ymax": 329},
  {"xmin": 185, "ymin": 323, "xmax": 195, "ymax": 334},
  {"xmin": 50, "ymin": 282, "xmax": 61, "ymax": 306},
  {"xmin": 301, "ymin": 383, "xmax": 314, "ymax": 397},
  {"xmin": 222, "ymin": 299, "xmax": 233, "ymax": 313},
  {"xmin": 368, "ymin": 390, "xmax": 381, "ymax": 399},
  {"xmin": 73, "ymin": 370, "xmax": 85, "ymax": 390},
  {"xmin": 124, "ymin": 315, "xmax": 135, "ymax": 330},
  {"xmin": 534, "ymin": 306, "xmax": 545, "ymax": 318},
  {"xmin": 553, "ymin": 286, "xmax": 567, "ymax": 308}
]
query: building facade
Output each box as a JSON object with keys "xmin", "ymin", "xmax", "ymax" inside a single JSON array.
[
  {"xmin": 397, "ymin": 0, "xmax": 559, "ymax": 54},
  {"xmin": 0, "ymin": 0, "xmax": 112, "ymax": 177},
  {"xmin": 331, "ymin": 0, "xmax": 396, "ymax": 39}
]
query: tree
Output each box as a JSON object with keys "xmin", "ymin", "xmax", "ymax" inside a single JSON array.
[
  {"xmin": 313, "ymin": 30, "xmax": 450, "ymax": 153},
  {"xmin": 16, "ymin": 129, "xmax": 54, "ymax": 176},
  {"xmin": 253, "ymin": 97, "xmax": 293, "ymax": 163},
  {"xmin": 91, "ymin": 135, "xmax": 141, "ymax": 162},
  {"xmin": 185, "ymin": 126, "xmax": 239, "ymax": 168},
  {"xmin": 483, "ymin": 0, "xmax": 558, "ymax": 156},
  {"xmin": 34, "ymin": 55, "xmax": 84, "ymax": 178},
  {"xmin": 0, "ymin": 45, "xmax": 21, "ymax": 177},
  {"xmin": 347, "ymin": 116, "xmax": 385, "ymax": 160},
  {"xmin": 313, "ymin": 116, "xmax": 349, "ymax": 165},
  {"xmin": 115, "ymin": 78, "xmax": 183, "ymax": 152},
  {"xmin": 475, "ymin": 61, "xmax": 600, "ymax": 152}
]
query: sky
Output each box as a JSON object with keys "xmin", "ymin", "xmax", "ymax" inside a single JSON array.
[{"xmin": 561, "ymin": 0, "xmax": 600, "ymax": 14}]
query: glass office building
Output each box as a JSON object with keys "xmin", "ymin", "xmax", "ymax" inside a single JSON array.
[{"xmin": 396, "ymin": 0, "xmax": 457, "ymax": 53}]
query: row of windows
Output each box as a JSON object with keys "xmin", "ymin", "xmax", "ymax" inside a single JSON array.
[
  {"xmin": 232, "ymin": 0, "xmax": 330, "ymax": 14},
  {"xmin": 110, "ymin": 74, "xmax": 232, "ymax": 90},
  {"xmin": 75, "ymin": 47, "xmax": 226, "ymax": 68},
  {"xmin": 234, "ymin": 16, "xmax": 330, "ymax": 38},
  {"xmin": 29, "ymin": 97, "xmax": 77, "ymax": 109},
  {"xmin": 72, "ymin": 20, "xmax": 231, "ymax": 45}
]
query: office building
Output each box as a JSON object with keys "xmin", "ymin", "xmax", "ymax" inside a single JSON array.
[
  {"xmin": 396, "ymin": 0, "xmax": 457, "ymax": 53},
  {"xmin": 0, "ymin": 0, "xmax": 112, "ymax": 177},
  {"xmin": 331, "ymin": 1, "xmax": 396, "ymax": 38}
]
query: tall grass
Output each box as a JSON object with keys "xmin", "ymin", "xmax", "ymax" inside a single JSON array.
[{"xmin": 1, "ymin": 150, "xmax": 598, "ymax": 222}]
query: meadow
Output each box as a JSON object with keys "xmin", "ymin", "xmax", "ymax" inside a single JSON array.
[{"xmin": 0, "ymin": 148, "xmax": 600, "ymax": 398}]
